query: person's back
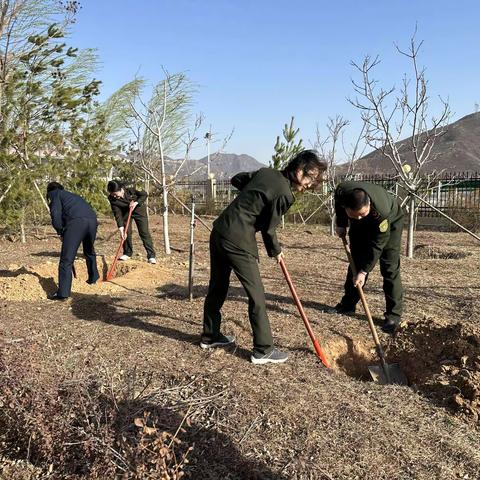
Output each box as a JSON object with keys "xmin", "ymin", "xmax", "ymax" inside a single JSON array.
[
  {"xmin": 213, "ymin": 167, "xmax": 294, "ymax": 258},
  {"xmin": 48, "ymin": 189, "xmax": 96, "ymax": 224},
  {"xmin": 46, "ymin": 183, "xmax": 99, "ymax": 300}
]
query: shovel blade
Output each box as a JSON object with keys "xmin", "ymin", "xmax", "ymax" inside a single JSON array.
[{"xmin": 368, "ymin": 363, "xmax": 408, "ymax": 385}]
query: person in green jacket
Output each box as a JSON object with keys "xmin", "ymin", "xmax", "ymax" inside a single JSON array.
[
  {"xmin": 107, "ymin": 180, "xmax": 156, "ymax": 264},
  {"xmin": 200, "ymin": 150, "xmax": 327, "ymax": 364},
  {"xmin": 330, "ymin": 181, "xmax": 404, "ymax": 334}
]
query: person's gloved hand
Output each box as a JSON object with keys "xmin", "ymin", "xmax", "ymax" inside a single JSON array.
[
  {"xmin": 335, "ymin": 226, "xmax": 347, "ymax": 238},
  {"xmin": 119, "ymin": 226, "xmax": 126, "ymax": 240},
  {"xmin": 129, "ymin": 200, "xmax": 138, "ymax": 209},
  {"xmin": 353, "ymin": 271, "xmax": 367, "ymax": 288}
]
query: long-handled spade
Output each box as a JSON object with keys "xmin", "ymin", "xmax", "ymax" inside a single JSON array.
[
  {"xmin": 341, "ymin": 237, "xmax": 407, "ymax": 385},
  {"xmin": 106, "ymin": 205, "xmax": 134, "ymax": 282},
  {"xmin": 279, "ymin": 257, "xmax": 330, "ymax": 368}
]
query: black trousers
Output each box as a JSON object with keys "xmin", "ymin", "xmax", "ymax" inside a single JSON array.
[
  {"xmin": 340, "ymin": 217, "xmax": 404, "ymax": 321},
  {"xmin": 122, "ymin": 208, "xmax": 156, "ymax": 258},
  {"xmin": 202, "ymin": 229, "xmax": 274, "ymax": 355},
  {"xmin": 58, "ymin": 217, "xmax": 99, "ymax": 297}
]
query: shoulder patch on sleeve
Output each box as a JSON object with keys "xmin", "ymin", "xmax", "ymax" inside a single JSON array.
[{"xmin": 379, "ymin": 219, "xmax": 389, "ymax": 233}]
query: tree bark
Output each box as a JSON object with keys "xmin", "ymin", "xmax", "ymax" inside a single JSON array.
[{"xmin": 406, "ymin": 195, "xmax": 415, "ymax": 258}]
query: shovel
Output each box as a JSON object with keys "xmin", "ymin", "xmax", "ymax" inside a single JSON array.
[
  {"xmin": 106, "ymin": 205, "xmax": 134, "ymax": 281},
  {"xmin": 279, "ymin": 257, "xmax": 330, "ymax": 369},
  {"xmin": 341, "ymin": 237, "xmax": 407, "ymax": 385}
]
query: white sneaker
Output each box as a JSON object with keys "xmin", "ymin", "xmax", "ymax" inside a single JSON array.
[
  {"xmin": 200, "ymin": 334, "xmax": 236, "ymax": 349},
  {"xmin": 148, "ymin": 257, "xmax": 157, "ymax": 264},
  {"xmin": 251, "ymin": 348, "xmax": 289, "ymax": 365},
  {"xmin": 119, "ymin": 255, "xmax": 130, "ymax": 261}
]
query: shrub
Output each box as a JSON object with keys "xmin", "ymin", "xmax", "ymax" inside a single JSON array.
[{"xmin": 0, "ymin": 347, "xmax": 191, "ymax": 479}]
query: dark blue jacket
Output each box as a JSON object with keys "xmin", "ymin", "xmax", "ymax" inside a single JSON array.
[{"xmin": 47, "ymin": 189, "xmax": 97, "ymax": 235}]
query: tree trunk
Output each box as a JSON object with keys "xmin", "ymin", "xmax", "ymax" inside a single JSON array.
[
  {"xmin": 144, "ymin": 174, "xmax": 150, "ymax": 218},
  {"xmin": 330, "ymin": 216, "xmax": 335, "ymax": 236},
  {"xmin": 156, "ymin": 126, "xmax": 171, "ymax": 254},
  {"xmin": 406, "ymin": 195, "xmax": 415, "ymax": 258},
  {"xmin": 20, "ymin": 212, "xmax": 26, "ymax": 244},
  {"xmin": 160, "ymin": 160, "xmax": 171, "ymax": 255},
  {"xmin": 162, "ymin": 185, "xmax": 171, "ymax": 255}
]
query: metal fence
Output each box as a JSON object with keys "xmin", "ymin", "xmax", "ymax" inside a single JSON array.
[
  {"xmin": 349, "ymin": 172, "xmax": 480, "ymax": 217},
  {"xmin": 171, "ymin": 172, "xmax": 480, "ymax": 219}
]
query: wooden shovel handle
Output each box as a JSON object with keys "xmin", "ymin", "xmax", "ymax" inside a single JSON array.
[
  {"xmin": 106, "ymin": 205, "xmax": 135, "ymax": 281},
  {"xmin": 341, "ymin": 237, "xmax": 385, "ymax": 354},
  {"xmin": 279, "ymin": 257, "xmax": 330, "ymax": 368}
]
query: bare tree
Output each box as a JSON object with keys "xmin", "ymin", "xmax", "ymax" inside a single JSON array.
[
  {"xmin": 349, "ymin": 33, "xmax": 451, "ymax": 257},
  {"xmin": 106, "ymin": 72, "xmax": 195, "ymax": 255},
  {"xmin": 310, "ymin": 116, "xmax": 366, "ymax": 232}
]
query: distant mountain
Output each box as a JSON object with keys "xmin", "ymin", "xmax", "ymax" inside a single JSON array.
[
  {"xmin": 167, "ymin": 153, "xmax": 266, "ymax": 179},
  {"xmin": 344, "ymin": 112, "xmax": 480, "ymax": 174}
]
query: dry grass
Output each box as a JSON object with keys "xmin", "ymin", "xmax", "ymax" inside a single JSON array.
[{"xmin": 1, "ymin": 215, "xmax": 480, "ymax": 479}]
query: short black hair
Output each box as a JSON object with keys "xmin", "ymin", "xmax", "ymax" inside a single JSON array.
[
  {"xmin": 282, "ymin": 150, "xmax": 327, "ymax": 183},
  {"xmin": 46, "ymin": 181, "xmax": 64, "ymax": 193},
  {"xmin": 107, "ymin": 180, "xmax": 125, "ymax": 193},
  {"xmin": 339, "ymin": 188, "xmax": 370, "ymax": 210}
]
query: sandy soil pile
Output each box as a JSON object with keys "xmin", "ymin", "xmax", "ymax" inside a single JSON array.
[{"xmin": 0, "ymin": 259, "xmax": 172, "ymax": 301}]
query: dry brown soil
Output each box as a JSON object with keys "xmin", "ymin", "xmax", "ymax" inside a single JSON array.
[{"xmin": 1, "ymin": 215, "xmax": 480, "ymax": 479}]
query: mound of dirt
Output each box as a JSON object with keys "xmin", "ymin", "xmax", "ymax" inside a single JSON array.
[
  {"xmin": 321, "ymin": 319, "xmax": 480, "ymax": 424},
  {"xmin": 388, "ymin": 320, "xmax": 480, "ymax": 423},
  {"xmin": 0, "ymin": 259, "xmax": 173, "ymax": 301}
]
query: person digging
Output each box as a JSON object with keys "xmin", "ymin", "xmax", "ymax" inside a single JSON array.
[
  {"xmin": 328, "ymin": 181, "xmax": 404, "ymax": 335},
  {"xmin": 107, "ymin": 180, "xmax": 157, "ymax": 264},
  {"xmin": 200, "ymin": 150, "xmax": 327, "ymax": 364},
  {"xmin": 46, "ymin": 182, "xmax": 100, "ymax": 300}
]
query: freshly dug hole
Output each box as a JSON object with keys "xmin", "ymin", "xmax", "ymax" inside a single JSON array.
[{"xmin": 325, "ymin": 336, "xmax": 377, "ymax": 380}]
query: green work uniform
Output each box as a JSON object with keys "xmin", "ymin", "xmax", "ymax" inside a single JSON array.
[
  {"xmin": 202, "ymin": 168, "xmax": 295, "ymax": 355},
  {"xmin": 335, "ymin": 181, "xmax": 404, "ymax": 322},
  {"xmin": 108, "ymin": 187, "xmax": 156, "ymax": 259}
]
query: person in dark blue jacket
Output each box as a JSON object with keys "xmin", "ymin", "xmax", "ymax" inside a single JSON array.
[{"xmin": 46, "ymin": 182, "xmax": 99, "ymax": 300}]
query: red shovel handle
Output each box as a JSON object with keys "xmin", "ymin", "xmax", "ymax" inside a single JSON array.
[
  {"xmin": 279, "ymin": 257, "xmax": 330, "ymax": 368},
  {"xmin": 106, "ymin": 206, "xmax": 134, "ymax": 281}
]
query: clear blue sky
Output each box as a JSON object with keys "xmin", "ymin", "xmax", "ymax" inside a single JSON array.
[{"xmin": 70, "ymin": 0, "xmax": 480, "ymax": 163}]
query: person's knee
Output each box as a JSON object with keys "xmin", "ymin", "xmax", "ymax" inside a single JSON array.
[
  {"xmin": 380, "ymin": 257, "xmax": 400, "ymax": 275},
  {"xmin": 60, "ymin": 255, "xmax": 75, "ymax": 267}
]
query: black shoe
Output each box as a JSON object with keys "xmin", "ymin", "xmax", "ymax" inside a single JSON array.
[
  {"xmin": 325, "ymin": 303, "xmax": 356, "ymax": 315},
  {"xmin": 47, "ymin": 292, "xmax": 68, "ymax": 301},
  {"xmin": 86, "ymin": 276, "xmax": 100, "ymax": 285},
  {"xmin": 200, "ymin": 334, "xmax": 236, "ymax": 349},
  {"xmin": 381, "ymin": 318, "xmax": 401, "ymax": 334},
  {"xmin": 251, "ymin": 348, "xmax": 289, "ymax": 365}
]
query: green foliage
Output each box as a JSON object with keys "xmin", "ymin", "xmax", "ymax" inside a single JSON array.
[
  {"xmin": 53, "ymin": 113, "xmax": 120, "ymax": 215},
  {"xmin": 99, "ymin": 78, "xmax": 145, "ymax": 146},
  {"xmin": 144, "ymin": 72, "xmax": 196, "ymax": 156},
  {"xmin": 0, "ymin": 15, "xmax": 113, "ymax": 233},
  {"xmin": 271, "ymin": 116, "xmax": 304, "ymax": 170}
]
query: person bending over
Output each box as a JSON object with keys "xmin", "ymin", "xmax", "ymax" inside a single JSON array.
[
  {"xmin": 46, "ymin": 182, "xmax": 99, "ymax": 300},
  {"xmin": 200, "ymin": 150, "xmax": 327, "ymax": 364},
  {"xmin": 329, "ymin": 181, "xmax": 404, "ymax": 334},
  {"xmin": 107, "ymin": 180, "xmax": 156, "ymax": 264}
]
